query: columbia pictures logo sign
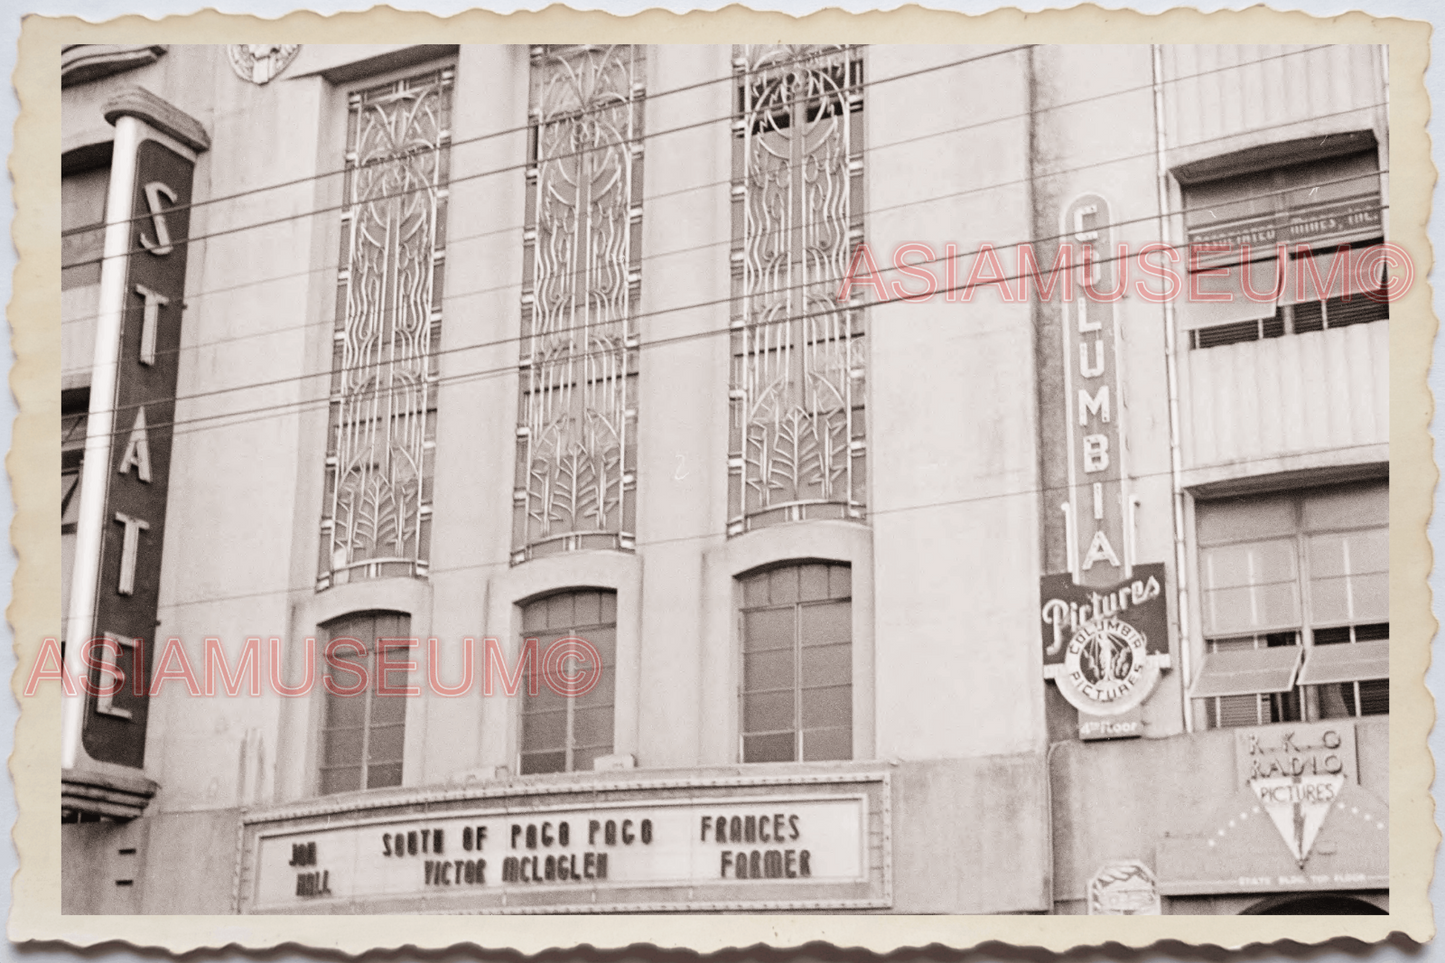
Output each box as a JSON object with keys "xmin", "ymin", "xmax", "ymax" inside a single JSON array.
[{"xmin": 1040, "ymin": 563, "xmax": 1169, "ymax": 716}]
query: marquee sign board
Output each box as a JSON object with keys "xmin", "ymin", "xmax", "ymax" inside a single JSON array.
[
  {"xmin": 1033, "ymin": 192, "xmax": 1172, "ymax": 730},
  {"xmin": 238, "ymin": 773, "xmax": 891, "ymax": 913}
]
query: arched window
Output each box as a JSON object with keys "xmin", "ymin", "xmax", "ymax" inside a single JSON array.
[
  {"xmin": 738, "ymin": 562, "xmax": 852, "ymax": 762},
  {"xmin": 319, "ymin": 611, "xmax": 409, "ymax": 794},
  {"xmin": 519, "ymin": 589, "xmax": 617, "ymax": 774}
]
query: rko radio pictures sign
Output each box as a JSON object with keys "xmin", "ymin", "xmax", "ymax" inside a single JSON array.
[{"xmin": 1040, "ymin": 192, "xmax": 1169, "ymax": 721}]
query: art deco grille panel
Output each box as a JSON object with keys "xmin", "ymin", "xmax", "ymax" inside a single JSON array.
[
  {"xmin": 513, "ymin": 45, "xmax": 644, "ymax": 564},
  {"xmin": 319, "ymin": 69, "xmax": 452, "ymax": 589},
  {"xmin": 729, "ymin": 45, "xmax": 867, "ymax": 535}
]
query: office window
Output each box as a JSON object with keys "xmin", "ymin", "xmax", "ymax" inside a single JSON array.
[
  {"xmin": 1190, "ymin": 482, "xmax": 1388, "ymax": 727},
  {"xmin": 62, "ymin": 166, "xmax": 107, "ymax": 290},
  {"xmin": 519, "ymin": 589, "xmax": 617, "ymax": 774},
  {"xmin": 1179, "ymin": 144, "xmax": 1388, "ymax": 348},
  {"xmin": 62, "ymin": 166, "xmax": 109, "ymax": 388},
  {"xmin": 728, "ymin": 45, "xmax": 866, "ymax": 534},
  {"xmin": 739, "ymin": 562, "xmax": 852, "ymax": 762},
  {"xmin": 319, "ymin": 611, "xmax": 409, "ymax": 794},
  {"xmin": 513, "ymin": 45, "xmax": 644, "ymax": 563},
  {"xmin": 61, "ymin": 395, "xmax": 88, "ymax": 646},
  {"xmin": 318, "ymin": 68, "xmax": 453, "ymax": 589}
]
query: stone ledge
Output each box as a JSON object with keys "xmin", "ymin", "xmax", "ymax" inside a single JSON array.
[
  {"xmin": 61, "ymin": 44, "xmax": 167, "ymax": 88},
  {"xmin": 62, "ymin": 766, "xmax": 159, "ymax": 820},
  {"xmin": 102, "ymin": 85, "xmax": 211, "ymax": 153}
]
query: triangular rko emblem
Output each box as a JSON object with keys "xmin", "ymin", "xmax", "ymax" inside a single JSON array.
[{"xmin": 1249, "ymin": 773, "xmax": 1346, "ymax": 866}]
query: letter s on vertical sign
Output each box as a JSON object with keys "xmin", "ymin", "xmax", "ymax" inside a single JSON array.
[{"xmin": 139, "ymin": 181, "xmax": 178, "ymax": 256}]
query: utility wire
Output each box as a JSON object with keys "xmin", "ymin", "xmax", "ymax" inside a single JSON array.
[
  {"xmin": 62, "ymin": 159, "xmax": 1393, "ymax": 429},
  {"xmin": 60, "ymin": 42, "xmax": 1352, "ymax": 270},
  {"xmin": 67, "ymin": 196, "xmax": 1393, "ymax": 457},
  {"xmin": 60, "ymin": 43, "xmax": 875, "ymax": 239},
  {"xmin": 58, "ymin": 95, "xmax": 1389, "ymax": 387},
  {"xmin": 59, "ymin": 45, "xmax": 1036, "ymax": 271},
  {"xmin": 139, "ymin": 438, "xmax": 1393, "ymax": 617}
]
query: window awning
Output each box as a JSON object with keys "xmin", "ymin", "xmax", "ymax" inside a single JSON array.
[
  {"xmin": 1297, "ymin": 639, "xmax": 1390, "ymax": 685},
  {"xmin": 1176, "ymin": 242, "xmax": 1386, "ymax": 329},
  {"xmin": 1176, "ymin": 255, "xmax": 1286, "ymax": 330},
  {"xmin": 1281, "ymin": 242, "xmax": 1384, "ymax": 305},
  {"xmin": 1188, "ymin": 645, "xmax": 1302, "ymax": 699}
]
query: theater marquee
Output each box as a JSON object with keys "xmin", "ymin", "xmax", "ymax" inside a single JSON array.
[{"xmin": 237, "ymin": 773, "xmax": 891, "ymax": 913}]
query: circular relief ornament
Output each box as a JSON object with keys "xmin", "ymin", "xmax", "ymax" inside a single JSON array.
[
  {"xmin": 228, "ymin": 45, "xmax": 301, "ymax": 85},
  {"xmin": 1058, "ymin": 617, "xmax": 1160, "ymax": 716}
]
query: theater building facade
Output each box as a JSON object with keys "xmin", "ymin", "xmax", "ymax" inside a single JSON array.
[{"xmin": 58, "ymin": 42, "xmax": 1393, "ymax": 915}]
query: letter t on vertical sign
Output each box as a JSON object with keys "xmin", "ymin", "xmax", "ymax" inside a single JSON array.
[{"xmin": 62, "ymin": 93, "xmax": 208, "ymax": 773}]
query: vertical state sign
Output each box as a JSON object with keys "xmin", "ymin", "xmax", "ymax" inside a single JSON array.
[{"xmin": 84, "ymin": 139, "xmax": 196, "ymax": 768}]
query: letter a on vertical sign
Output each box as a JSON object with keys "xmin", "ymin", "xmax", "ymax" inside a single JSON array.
[{"xmin": 83, "ymin": 138, "xmax": 197, "ymax": 769}]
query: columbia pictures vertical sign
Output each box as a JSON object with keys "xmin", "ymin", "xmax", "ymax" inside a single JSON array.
[{"xmin": 1040, "ymin": 194, "xmax": 1170, "ymax": 734}]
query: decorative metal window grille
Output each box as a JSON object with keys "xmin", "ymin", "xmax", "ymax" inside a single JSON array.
[
  {"xmin": 513, "ymin": 45, "xmax": 644, "ymax": 565},
  {"xmin": 319, "ymin": 69, "xmax": 452, "ymax": 590},
  {"xmin": 729, "ymin": 45, "xmax": 866, "ymax": 535}
]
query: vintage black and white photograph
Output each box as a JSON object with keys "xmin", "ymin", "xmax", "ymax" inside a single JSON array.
[{"xmin": 19, "ymin": 12, "xmax": 1433, "ymax": 947}]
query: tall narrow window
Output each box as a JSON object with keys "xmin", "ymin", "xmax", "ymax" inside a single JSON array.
[
  {"xmin": 519, "ymin": 589, "xmax": 617, "ymax": 774},
  {"xmin": 61, "ymin": 393, "xmax": 88, "ymax": 648},
  {"xmin": 513, "ymin": 45, "xmax": 644, "ymax": 564},
  {"xmin": 62, "ymin": 164, "xmax": 108, "ymax": 390},
  {"xmin": 739, "ymin": 562, "xmax": 852, "ymax": 763},
  {"xmin": 319, "ymin": 69, "xmax": 453, "ymax": 589},
  {"xmin": 729, "ymin": 45, "xmax": 866, "ymax": 534},
  {"xmin": 319, "ymin": 611, "xmax": 409, "ymax": 794}
]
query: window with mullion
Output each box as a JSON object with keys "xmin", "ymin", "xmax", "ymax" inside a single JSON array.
[
  {"xmin": 319, "ymin": 611, "xmax": 409, "ymax": 794},
  {"xmin": 518, "ymin": 589, "xmax": 617, "ymax": 774},
  {"xmin": 1195, "ymin": 483, "xmax": 1388, "ymax": 728},
  {"xmin": 61, "ymin": 398, "xmax": 88, "ymax": 648},
  {"xmin": 739, "ymin": 562, "xmax": 852, "ymax": 763}
]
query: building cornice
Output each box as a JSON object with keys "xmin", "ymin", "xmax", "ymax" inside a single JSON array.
[
  {"xmin": 102, "ymin": 85, "xmax": 211, "ymax": 153},
  {"xmin": 61, "ymin": 44, "xmax": 168, "ymax": 88}
]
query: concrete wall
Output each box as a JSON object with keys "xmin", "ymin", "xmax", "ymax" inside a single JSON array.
[
  {"xmin": 892, "ymin": 756, "xmax": 1050, "ymax": 913},
  {"xmin": 867, "ymin": 46, "xmax": 1046, "ymax": 763}
]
